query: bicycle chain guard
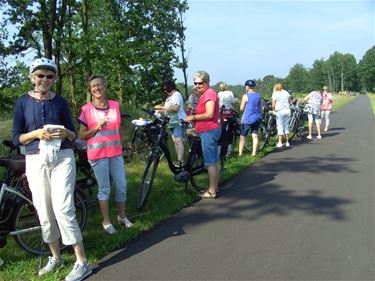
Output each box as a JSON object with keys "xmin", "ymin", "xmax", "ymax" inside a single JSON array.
[{"xmin": 174, "ymin": 170, "xmax": 190, "ymax": 183}]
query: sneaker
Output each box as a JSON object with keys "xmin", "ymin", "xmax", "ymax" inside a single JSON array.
[
  {"xmin": 324, "ymin": 128, "xmax": 328, "ymax": 132},
  {"xmin": 103, "ymin": 223, "xmax": 117, "ymax": 234},
  {"xmin": 276, "ymin": 143, "xmax": 283, "ymax": 148},
  {"xmin": 285, "ymin": 142, "xmax": 290, "ymax": 147},
  {"xmin": 65, "ymin": 261, "xmax": 92, "ymax": 281},
  {"xmin": 118, "ymin": 216, "xmax": 133, "ymax": 228},
  {"xmin": 307, "ymin": 135, "xmax": 312, "ymax": 140},
  {"xmin": 317, "ymin": 135, "xmax": 322, "ymax": 139},
  {"xmin": 38, "ymin": 256, "xmax": 64, "ymax": 276}
]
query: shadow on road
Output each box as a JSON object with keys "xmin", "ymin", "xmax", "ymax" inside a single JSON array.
[{"xmin": 91, "ymin": 152, "xmax": 355, "ymax": 275}]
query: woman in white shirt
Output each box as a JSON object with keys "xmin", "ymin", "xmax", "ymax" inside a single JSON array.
[
  {"xmin": 155, "ymin": 80, "xmax": 186, "ymax": 165},
  {"xmin": 272, "ymin": 83, "xmax": 292, "ymax": 148}
]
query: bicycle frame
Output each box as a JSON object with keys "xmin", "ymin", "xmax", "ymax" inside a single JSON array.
[{"xmin": 0, "ymin": 182, "xmax": 40, "ymax": 236}]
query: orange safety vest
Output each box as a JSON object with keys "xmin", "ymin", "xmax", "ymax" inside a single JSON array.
[{"xmin": 81, "ymin": 100, "xmax": 123, "ymax": 160}]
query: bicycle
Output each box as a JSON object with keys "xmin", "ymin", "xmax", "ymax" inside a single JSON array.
[
  {"xmin": 0, "ymin": 140, "xmax": 88, "ymax": 255},
  {"xmin": 218, "ymin": 106, "xmax": 241, "ymax": 157},
  {"xmin": 133, "ymin": 109, "xmax": 224, "ymax": 210},
  {"xmin": 288, "ymin": 100, "xmax": 308, "ymax": 140}
]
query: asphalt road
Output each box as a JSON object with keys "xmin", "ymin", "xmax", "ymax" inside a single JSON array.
[{"xmin": 87, "ymin": 94, "xmax": 375, "ymax": 281}]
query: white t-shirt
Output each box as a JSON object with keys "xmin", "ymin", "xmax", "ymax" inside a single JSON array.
[
  {"xmin": 164, "ymin": 91, "xmax": 187, "ymax": 119},
  {"xmin": 218, "ymin": 90, "xmax": 235, "ymax": 110},
  {"xmin": 272, "ymin": 90, "xmax": 291, "ymax": 112}
]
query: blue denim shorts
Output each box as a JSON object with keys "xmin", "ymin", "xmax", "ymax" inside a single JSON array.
[
  {"xmin": 199, "ymin": 128, "xmax": 221, "ymax": 166},
  {"xmin": 240, "ymin": 121, "xmax": 261, "ymax": 136},
  {"xmin": 171, "ymin": 125, "xmax": 185, "ymax": 138}
]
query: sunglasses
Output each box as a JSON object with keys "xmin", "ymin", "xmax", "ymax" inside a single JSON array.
[
  {"xmin": 36, "ymin": 74, "xmax": 55, "ymax": 79},
  {"xmin": 194, "ymin": 81, "xmax": 205, "ymax": 85}
]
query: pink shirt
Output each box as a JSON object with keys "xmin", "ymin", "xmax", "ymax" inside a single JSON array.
[
  {"xmin": 321, "ymin": 93, "xmax": 333, "ymax": 110},
  {"xmin": 194, "ymin": 88, "xmax": 220, "ymax": 133}
]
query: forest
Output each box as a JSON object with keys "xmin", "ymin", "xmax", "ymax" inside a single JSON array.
[{"xmin": 1, "ymin": 0, "xmax": 375, "ymax": 117}]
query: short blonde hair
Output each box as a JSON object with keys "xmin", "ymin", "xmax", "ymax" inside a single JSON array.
[
  {"xmin": 193, "ymin": 71, "xmax": 210, "ymax": 83},
  {"xmin": 322, "ymin": 85, "xmax": 329, "ymax": 91},
  {"xmin": 273, "ymin": 83, "xmax": 283, "ymax": 92}
]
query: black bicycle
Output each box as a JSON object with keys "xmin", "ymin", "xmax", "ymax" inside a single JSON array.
[
  {"xmin": 288, "ymin": 100, "xmax": 308, "ymax": 140},
  {"xmin": 0, "ymin": 140, "xmax": 88, "ymax": 255},
  {"xmin": 133, "ymin": 109, "xmax": 224, "ymax": 210}
]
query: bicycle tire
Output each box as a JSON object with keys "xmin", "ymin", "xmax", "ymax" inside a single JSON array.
[
  {"xmin": 137, "ymin": 153, "xmax": 159, "ymax": 210},
  {"xmin": 188, "ymin": 152, "xmax": 207, "ymax": 192},
  {"xmin": 75, "ymin": 190, "xmax": 88, "ymax": 231},
  {"xmin": 12, "ymin": 201, "xmax": 53, "ymax": 255},
  {"xmin": 188, "ymin": 151, "xmax": 224, "ymax": 192},
  {"xmin": 244, "ymin": 124, "xmax": 268, "ymax": 152},
  {"xmin": 296, "ymin": 114, "xmax": 308, "ymax": 139},
  {"xmin": 12, "ymin": 190, "xmax": 87, "ymax": 255},
  {"xmin": 288, "ymin": 116, "xmax": 298, "ymax": 140}
]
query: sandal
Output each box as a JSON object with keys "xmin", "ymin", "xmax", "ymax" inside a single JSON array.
[{"xmin": 199, "ymin": 191, "xmax": 216, "ymax": 199}]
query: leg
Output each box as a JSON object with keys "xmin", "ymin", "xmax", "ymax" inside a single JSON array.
[
  {"xmin": 252, "ymin": 134, "xmax": 258, "ymax": 156},
  {"xmin": 315, "ymin": 119, "xmax": 321, "ymax": 137},
  {"xmin": 207, "ymin": 164, "xmax": 219, "ymax": 194},
  {"xmin": 90, "ymin": 158, "xmax": 112, "ymax": 225},
  {"xmin": 239, "ymin": 135, "xmax": 245, "ymax": 156},
  {"xmin": 173, "ymin": 137, "xmax": 184, "ymax": 162}
]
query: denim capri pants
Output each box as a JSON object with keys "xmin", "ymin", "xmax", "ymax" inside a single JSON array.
[
  {"xmin": 89, "ymin": 155, "xmax": 127, "ymax": 202},
  {"xmin": 171, "ymin": 125, "xmax": 185, "ymax": 138},
  {"xmin": 199, "ymin": 127, "xmax": 221, "ymax": 166}
]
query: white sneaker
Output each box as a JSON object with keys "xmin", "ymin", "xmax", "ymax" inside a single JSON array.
[
  {"xmin": 307, "ymin": 135, "xmax": 312, "ymax": 140},
  {"xmin": 103, "ymin": 223, "xmax": 117, "ymax": 234},
  {"xmin": 65, "ymin": 261, "xmax": 92, "ymax": 281},
  {"xmin": 285, "ymin": 142, "xmax": 290, "ymax": 147},
  {"xmin": 118, "ymin": 216, "xmax": 133, "ymax": 228},
  {"xmin": 276, "ymin": 143, "xmax": 283, "ymax": 148},
  {"xmin": 317, "ymin": 135, "xmax": 322, "ymax": 139},
  {"xmin": 38, "ymin": 256, "xmax": 64, "ymax": 276}
]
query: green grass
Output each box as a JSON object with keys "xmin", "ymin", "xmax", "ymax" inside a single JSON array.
[
  {"xmin": 366, "ymin": 92, "xmax": 375, "ymax": 115},
  {"xmin": 0, "ymin": 94, "xmax": 361, "ymax": 280}
]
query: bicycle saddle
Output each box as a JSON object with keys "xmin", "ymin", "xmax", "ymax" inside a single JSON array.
[{"xmin": 0, "ymin": 155, "xmax": 25, "ymax": 171}]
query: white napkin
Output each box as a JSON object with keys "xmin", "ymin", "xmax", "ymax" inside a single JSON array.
[{"xmin": 39, "ymin": 125, "xmax": 64, "ymax": 165}]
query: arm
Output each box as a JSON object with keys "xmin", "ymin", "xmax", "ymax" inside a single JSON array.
[
  {"xmin": 272, "ymin": 98, "xmax": 276, "ymax": 111},
  {"xmin": 240, "ymin": 94, "xmax": 247, "ymax": 111},
  {"xmin": 185, "ymin": 100, "xmax": 215, "ymax": 122}
]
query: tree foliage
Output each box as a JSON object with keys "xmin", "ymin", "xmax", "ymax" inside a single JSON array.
[
  {"xmin": 358, "ymin": 46, "xmax": 375, "ymax": 92},
  {"xmin": 0, "ymin": 0, "xmax": 188, "ymax": 115}
]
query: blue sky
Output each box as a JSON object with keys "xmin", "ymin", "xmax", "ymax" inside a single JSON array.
[{"xmin": 174, "ymin": 0, "xmax": 375, "ymax": 85}]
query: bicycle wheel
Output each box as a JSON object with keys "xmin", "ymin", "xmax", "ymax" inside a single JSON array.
[
  {"xmin": 13, "ymin": 190, "xmax": 87, "ymax": 255},
  {"xmin": 137, "ymin": 153, "xmax": 159, "ymax": 210},
  {"xmin": 244, "ymin": 124, "xmax": 268, "ymax": 152},
  {"xmin": 296, "ymin": 114, "xmax": 308, "ymax": 139},
  {"xmin": 288, "ymin": 115, "xmax": 298, "ymax": 140},
  {"xmin": 12, "ymin": 201, "xmax": 49, "ymax": 255},
  {"xmin": 188, "ymin": 151, "xmax": 224, "ymax": 192},
  {"xmin": 75, "ymin": 190, "xmax": 87, "ymax": 231},
  {"xmin": 188, "ymin": 152, "xmax": 207, "ymax": 192}
]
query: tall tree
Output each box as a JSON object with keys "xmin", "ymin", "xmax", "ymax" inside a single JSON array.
[{"xmin": 358, "ymin": 46, "xmax": 375, "ymax": 92}]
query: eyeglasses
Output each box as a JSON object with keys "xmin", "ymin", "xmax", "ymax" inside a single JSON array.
[
  {"xmin": 194, "ymin": 81, "xmax": 205, "ymax": 85},
  {"xmin": 36, "ymin": 74, "xmax": 55, "ymax": 79}
]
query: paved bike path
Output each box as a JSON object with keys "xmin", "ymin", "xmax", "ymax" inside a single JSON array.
[{"xmin": 87, "ymin": 94, "xmax": 375, "ymax": 281}]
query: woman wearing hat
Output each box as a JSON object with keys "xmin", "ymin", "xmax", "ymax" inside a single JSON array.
[
  {"xmin": 12, "ymin": 58, "xmax": 92, "ymax": 281},
  {"xmin": 238, "ymin": 79, "xmax": 263, "ymax": 157}
]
